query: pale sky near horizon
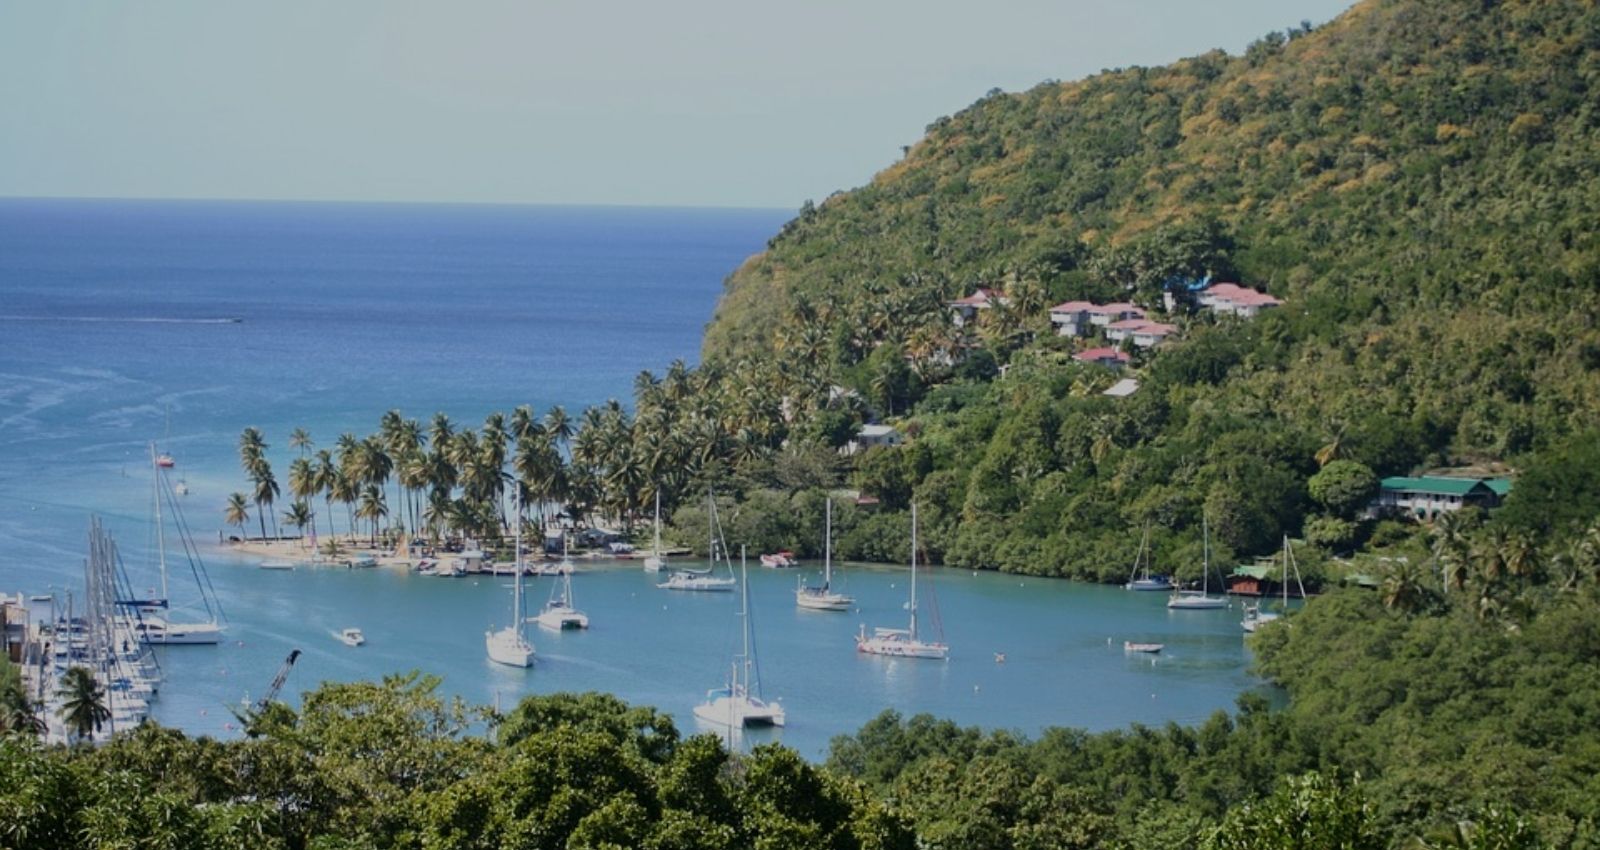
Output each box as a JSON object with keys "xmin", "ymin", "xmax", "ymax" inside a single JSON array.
[{"xmin": 0, "ymin": 1, "xmax": 1353, "ymax": 210}]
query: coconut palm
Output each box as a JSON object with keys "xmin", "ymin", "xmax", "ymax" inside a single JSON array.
[
  {"xmin": 250, "ymin": 460, "xmax": 280, "ymax": 540},
  {"xmin": 283, "ymin": 501, "xmax": 314, "ymax": 547},
  {"xmin": 288, "ymin": 427, "xmax": 314, "ymax": 457},
  {"xmin": 315, "ymin": 449, "xmax": 339, "ymax": 537},
  {"xmin": 288, "ymin": 457, "xmax": 319, "ymax": 542},
  {"xmin": 0, "ymin": 660, "xmax": 43, "ymax": 736},
  {"xmin": 224, "ymin": 492, "xmax": 251, "ymax": 540},
  {"xmin": 238, "ymin": 427, "xmax": 266, "ymax": 471},
  {"xmin": 545, "ymin": 406, "xmax": 574, "ymax": 448},
  {"xmin": 1380, "ymin": 559, "xmax": 1431, "ymax": 614},
  {"xmin": 356, "ymin": 484, "xmax": 388, "ymax": 546},
  {"xmin": 57, "ymin": 665, "xmax": 110, "ymax": 744}
]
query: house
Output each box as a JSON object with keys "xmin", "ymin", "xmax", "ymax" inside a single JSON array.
[
  {"xmin": 1048, "ymin": 301, "xmax": 1095, "ymax": 336},
  {"xmin": 1130, "ymin": 322, "xmax": 1179, "ymax": 348},
  {"xmin": 1103, "ymin": 318, "xmax": 1149, "ymax": 344},
  {"xmin": 1072, "ymin": 346, "xmax": 1131, "ymax": 369},
  {"xmin": 1369, "ymin": 476, "xmax": 1513, "ymax": 520},
  {"xmin": 1197, "ymin": 282, "xmax": 1283, "ymax": 318},
  {"xmin": 846, "ymin": 423, "xmax": 903, "ymax": 455},
  {"xmin": 1087, "ymin": 302, "xmax": 1145, "ymax": 328},
  {"xmin": 947, "ymin": 288, "xmax": 1008, "ymax": 327}
]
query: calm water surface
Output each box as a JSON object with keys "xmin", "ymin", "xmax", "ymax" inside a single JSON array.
[{"xmin": 0, "ymin": 199, "xmax": 1262, "ymax": 758}]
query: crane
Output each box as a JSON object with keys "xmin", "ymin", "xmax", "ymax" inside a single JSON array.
[{"xmin": 254, "ymin": 649, "xmax": 301, "ymax": 714}]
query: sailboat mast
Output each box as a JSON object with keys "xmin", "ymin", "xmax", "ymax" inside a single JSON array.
[
  {"xmin": 1202, "ymin": 515, "xmax": 1210, "ymax": 596},
  {"xmin": 1282, "ymin": 535, "xmax": 1290, "ymax": 608},
  {"xmin": 512, "ymin": 489, "xmax": 524, "ymax": 631},
  {"xmin": 654, "ymin": 490, "xmax": 662, "ymax": 555},
  {"xmin": 824, "ymin": 497, "xmax": 833, "ymax": 588},
  {"xmin": 909, "ymin": 503, "xmax": 919, "ymax": 641},
  {"xmin": 151, "ymin": 444, "xmax": 168, "ymax": 602},
  {"xmin": 739, "ymin": 546, "xmax": 750, "ymax": 695}
]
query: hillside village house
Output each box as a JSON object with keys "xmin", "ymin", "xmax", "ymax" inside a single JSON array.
[
  {"xmin": 1087, "ymin": 302, "xmax": 1146, "ymax": 328},
  {"xmin": 1105, "ymin": 318, "xmax": 1179, "ymax": 348},
  {"xmin": 1072, "ymin": 347, "xmax": 1131, "ymax": 369},
  {"xmin": 1048, "ymin": 301, "xmax": 1095, "ymax": 336},
  {"xmin": 1368, "ymin": 476, "xmax": 1512, "ymax": 520},
  {"xmin": 1196, "ymin": 282, "xmax": 1283, "ymax": 318},
  {"xmin": 846, "ymin": 423, "xmax": 903, "ymax": 455},
  {"xmin": 947, "ymin": 288, "xmax": 1008, "ymax": 327}
]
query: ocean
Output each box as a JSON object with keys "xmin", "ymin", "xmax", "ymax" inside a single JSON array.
[{"xmin": 0, "ymin": 198, "xmax": 1261, "ymax": 758}]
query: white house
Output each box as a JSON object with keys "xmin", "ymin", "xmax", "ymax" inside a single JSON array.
[
  {"xmin": 1072, "ymin": 346, "xmax": 1131, "ymax": 369},
  {"xmin": 947, "ymin": 288, "xmax": 1008, "ymax": 327},
  {"xmin": 1048, "ymin": 300, "xmax": 1095, "ymax": 336},
  {"xmin": 1130, "ymin": 322, "xmax": 1178, "ymax": 348},
  {"xmin": 846, "ymin": 423, "xmax": 903, "ymax": 455},
  {"xmin": 1197, "ymin": 282, "xmax": 1283, "ymax": 318},
  {"xmin": 1087, "ymin": 302, "xmax": 1145, "ymax": 328}
]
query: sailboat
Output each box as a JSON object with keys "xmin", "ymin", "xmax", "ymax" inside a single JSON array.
[
  {"xmin": 796, "ymin": 497, "xmax": 853, "ymax": 611},
  {"xmin": 857, "ymin": 503, "xmax": 948, "ymax": 659},
  {"xmin": 658, "ymin": 490, "xmax": 737, "ymax": 592},
  {"xmin": 643, "ymin": 490, "xmax": 666, "ymax": 572},
  {"xmin": 1124, "ymin": 525, "xmax": 1172, "ymax": 591},
  {"xmin": 694, "ymin": 547, "xmax": 785, "ymax": 727},
  {"xmin": 1242, "ymin": 535, "xmax": 1306, "ymax": 633},
  {"xmin": 534, "ymin": 558, "xmax": 589, "ymax": 631},
  {"xmin": 485, "ymin": 491, "xmax": 535, "ymax": 667},
  {"xmin": 1168, "ymin": 516, "xmax": 1228, "ymax": 609},
  {"xmin": 134, "ymin": 444, "xmax": 224, "ymax": 645}
]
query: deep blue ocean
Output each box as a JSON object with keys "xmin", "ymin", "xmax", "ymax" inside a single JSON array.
[{"xmin": 0, "ymin": 198, "xmax": 1261, "ymax": 757}]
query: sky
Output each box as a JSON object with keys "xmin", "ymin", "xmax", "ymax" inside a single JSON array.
[{"xmin": 0, "ymin": 1, "xmax": 1354, "ymax": 210}]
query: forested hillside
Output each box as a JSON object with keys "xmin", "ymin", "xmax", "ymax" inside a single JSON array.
[{"xmin": 691, "ymin": 0, "xmax": 1600, "ymax": 578}]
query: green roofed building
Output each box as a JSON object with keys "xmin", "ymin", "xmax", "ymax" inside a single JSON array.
[{"xmin": 1370, "ymin": 476, "xmax": 1512, "ymax": 520}]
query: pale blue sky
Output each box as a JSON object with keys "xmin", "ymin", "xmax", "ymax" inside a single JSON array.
[{"xmin": 0, "ymin": 1, "xmax": 1353, "ymax": 209}]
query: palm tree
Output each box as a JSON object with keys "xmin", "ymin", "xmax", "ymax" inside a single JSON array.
[
  {"xmin": 57, "ymin": 666, "xmax": 110, "ymax": 743},
  {"xmin": 545, "ymin": 406, "xmax": 574, "ymax": 448},
  {"xmin": 283, "ymin": 501, "xmax": 314, "ymax": 548},
  {"xmin": 224, "ymin": 492, "xmax": 251, "ymax": 540},
  {"xmin": 288, "ymin": 427, "xmax": 314, "ymax": 457},
  {"xmin": 1380, "ymin": 559, "xmax": 1430, "ymax": 614},
  {"xmin": 0, "ymin": 660, "xmax": 43, "ymax": 736},
  {"xmin": 331, "ymin": 470, "xmax": 359, "ymax": 542},
  {"xmin": 356, "ymin": 484, "xmax": 388, "ymax": 547},
  {"xmin": 238, "ymin": 427, "xmax": 266, "ymax": 471},
  {"xmin": 250, "ymin": 460, "xmax": 281, "ymax": 540},
  {"xmin": 315, "ymin": 449, "xmax": 339, "ymax": 538},
  {"xmin": 288, "ymin": 457, "xmax": 319, "ymax": 543}
]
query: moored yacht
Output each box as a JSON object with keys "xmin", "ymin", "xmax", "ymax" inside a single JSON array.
[
  {"xmin": 694, "ymin": 549, "xmax": 785, "ymax": 728},
  {"xmin": 857, "ymin": 503, "xmax": 947, "ymax": 660}
]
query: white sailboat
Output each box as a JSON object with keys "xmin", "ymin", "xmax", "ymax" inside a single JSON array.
[
  {"xmin": 485, "ymin": 492, "xmax": 535, "ymax": 667},
  {"xmin": 1242, "ymin": 535, "xmax": 1306, "ymax": 633},
  {"xmin": 857, "ymin": 503, "xmax": 948, "ymax": 659},
  {"xmin": 1124, "ymin": 525, "xmax": 1172, "ymax": 591},
  {"xmin": 796, "ymin": 497, "xmax": 853, "ymax": 611},
  {"xmin": 534, "ymin": 560, "xmax": 589, "ymax": 631},
  {"xmin": 137, "ymin": 444, "xmax": 223, "ymax": 645},
  {"xmin": 694, "ymin": 548, "xmax": 785, "ymax": 728},
  {"xmin": 659, "ymin": 490, "xmax": 737, "ymax": 592},
  {"xmin": 643, "ymin": 490, "xmax": 666, "ymax": 572},
  {"xmin": 1168, "ymin": 516, "xmax": 1228, "ymax": 609}
]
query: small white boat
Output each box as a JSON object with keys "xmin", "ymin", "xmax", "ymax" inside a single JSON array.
[
  {"xmin": 346, "ymin": 556, "xmax": 377, "ymax": 569},
  {"xmin": 797, "ymin": 498, "xmax": 853, "ymax": 611},
  {"xmin": 759, "ymin": 551, "xmax": 796, "ymax": 568},
  {"xmin": 693, "ymin": 551, "xmax": 785, "ymax": 728},
  {"xmin": 1124, "ymin": 525, "xmax": 1172, "ymax": 591},
  {"xmin": 486, "ymin": 491, "xmax": 535, "ymax": 668},
  {"xmin": 259, "ymin": 560, "xmax": 297, "ymax": 571},
  {"xmin": 1124, "ymin": 641, "xmax": 1163, "ymax": 653},
  {"xmin": 339, "ymin": 628, "xmax": 365, "ymax": 647},
  {"xmin": 174, "ymin": 479, "xmax": 190, "ymax": 496},
  {"xmin": 857, "ymin": 503, "xmax": 947, "ymax": 660}
]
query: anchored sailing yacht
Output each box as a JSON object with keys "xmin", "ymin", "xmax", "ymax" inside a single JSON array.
[
  {"xmin": 857, "ymin": 503, "xmax": 948, "ymax": 659},
  {"xmin": 1242, "ymin": 535, "xmax": 1306, "ymax": 632},
  {"xmin": 535, "ymin": 563, "xmax": 589, "ymax": 631},
  {"xmin": 643, "ymin": 491, "xmax": 666, "ymax": 572},
  {"xmin": 694, "ymin": 549, "xmax": 785, "ymax": 728},
  {"xmin": 136, "ymin": 444, "xmax": 224, "ymax": 644},
  {"xmin": 486, "ymin": 493, "xmax": 535, "ymax": 667},
  {"xmin": 659, "ymin": 490, "xmax": 737, "ymax": 592},
  {"xmin": 1124, "ymin": 525, "xmax": 1172, "ymax": 591},
  {"xmin": 1168, "ymin": 516, "xmax": 1228, "ymax": 609},
  {"xmin": 796, "ymin": 497, "xmax": 853, "ymax": 611}
]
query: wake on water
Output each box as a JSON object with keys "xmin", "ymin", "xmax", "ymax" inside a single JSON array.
[{"xmin": 0, "ymin": 315, "xmax": 243, "ymax": 324}]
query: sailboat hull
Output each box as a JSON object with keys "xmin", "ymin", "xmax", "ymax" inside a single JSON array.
[
  {"xmin": 535, "ymin": 606, "xmax": 589, "ymax": 631},
  {"xmin": 795, "ymin": 590, "xmax": 852, "ymax": 611},
  {"xmin": 694, "ymin": 693, "xmax": 785, "ymax": 727},
  {"xmin": 856, "ymin": 633, "xmax": 949, "ymax": 659},
  {"xmin": 1167, "ymin": 594, "xmax": 1227, "ymax": 610},
  {"xmin": 485, "ymin": 628, "xmax": 535, "ymax": 667},
  {"xmin": 137, "ymin": 619, "xmax": 223, "ymax": 645}
]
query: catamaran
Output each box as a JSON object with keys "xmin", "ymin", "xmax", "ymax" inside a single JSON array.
[
  {"xmin": 643, "ymin": 490, "xmax": 666, "ymax": 572},
  {"xmin": 659, "ymin": 491, "xmax": 737, "ymax": 592},
  {"xmin": 1168, "ymin": 516, "xmax": 1228, "ymax": 609},
  {"xmin": 857, "ymin": 503, "xmax": 948, "ymax": 659},
  {"xmin": 796, "ymin": 497, "xmax": 853, "ymax": 611},
  {"xmin": 1242, "ymin": 535, "xmax": 1307, "ymax": 633},
  {"xmin": 133, "ymin": 444, "xmax": 224, "ymax": 644},
  {"xmin": 694, "ymin": 548, "xmax": 785, "ymax": 727},
  {"xmin": 485, "ymin": 492, "xmax": 535, "ymax": 667},
  {"xmin": 1124, "ymin": 525, "xmax": 1172, "ymax": 591},
  {"xmin": 534, "ymin": 559, "xmax": 589, "ymax": 631}
]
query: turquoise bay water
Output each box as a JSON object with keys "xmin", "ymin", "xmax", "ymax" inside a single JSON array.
[{"xmin": 0, "ymin": 198, "xmax": 1261, "ymax": 758}]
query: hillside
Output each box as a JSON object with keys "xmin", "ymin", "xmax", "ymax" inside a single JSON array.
[{"xmin": 691, "ymin": 0, "xmax": 1600, "ymax": 578}]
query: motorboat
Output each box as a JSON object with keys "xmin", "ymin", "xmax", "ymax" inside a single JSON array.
[
  {"xmin": 1124, "ymin": 641, "xmax": 1164, "ymax": 653},
  {"xmin": 339, "ymin": 628, "xmax": 365, "ymax": 647},
  {"xmin": 759, "ymin": 551, "xmax": 796, "ymax": 568}
]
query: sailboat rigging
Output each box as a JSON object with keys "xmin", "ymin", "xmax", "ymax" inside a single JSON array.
[
  {"xmin": 486, "ymin": 489, "xmax": 535, "ymax": 667},
  {"xmin": 694, "ymin": 546, "xmax": 785, "ymax": 727},
  {"xmin": 856, "ymin": 503, "xmax": 948, "ymax": 659},
  {"xmin": 1168, "ymin": 515, "xmax": 1228, "ymax": 609},
  {"xmin": 796, "ymin": 497, "xmax": 853, "ymax": 611}
]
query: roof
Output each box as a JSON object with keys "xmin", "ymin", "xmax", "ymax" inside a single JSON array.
[
  {"xmin": 1380, "ymin": 476, "xmax": 1505, "ymax": 497},
  {"xmin": 1232, "ymin": 565, "xmax": 1273, "ymax": 579},
  {"xmin": 1133, "ymin": 322, "xmax": 1178, "ymax": 335},
  {"xmin": 948, "ymin": 288, "xmax": 1003, "ymax": 308},
  {"xmin": 1091, "ymin": 302, "xmax": 1143, "ymax": 315},
  {"xmin": 1073, "ymin": 347, "xmax": 1130, "ymax": 363},
  {"xmin": 1103, "ymin": 378, "xmax": 1140, "ymax": 397},
  {"xmin": 1107, "ymin": 318, "xmax": 1152, "ymax": 330},
  {"xmin": 1205, "ymin": 283, "xmax": 1245, "ymax": 295},
  {"xmin": 858, "ymin": 424, "xmax": 898, "ymax": 438},
  {"xmin": 1050, "ymin": 300, "xmax": 1095, "ymax": 313}
]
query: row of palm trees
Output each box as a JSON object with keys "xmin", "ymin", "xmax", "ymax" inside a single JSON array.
[{"xmin": 225, "ymin": 356, "xmax": 868, "ymax": 548}]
